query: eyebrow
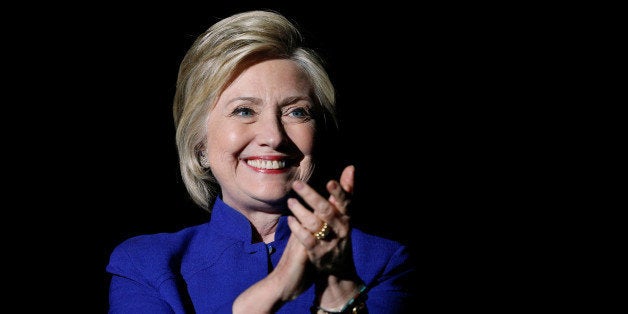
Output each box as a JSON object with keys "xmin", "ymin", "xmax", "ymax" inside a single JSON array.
[
  {"xmin": 280, "ymin": 96, "xmax": 313, "ymax": 106},
  {"xmin": 227, "ymin": 96, "xmax": 313, "ymax": 106},
  {"xmin": 227, "ymin": 97, "xmax": 260, "ymax": 105}
]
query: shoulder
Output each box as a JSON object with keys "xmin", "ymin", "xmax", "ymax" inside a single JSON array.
[
  {"xmin": 351, "ymin": 227, "xmax": 415, "ymax": 273},
  {"xmin": 106, "ymin": 224, "xmax": 204, "ymax": 287},
  {"xmin": 351, "ymin": 228, "xmax": 409, "ymax": 256}
]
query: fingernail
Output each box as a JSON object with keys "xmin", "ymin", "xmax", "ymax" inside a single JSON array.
[
  {"xmin": 329, "ymin": 181, "xmax": 337, "ymax": 190},
  {"xmin": 287, "ymin": 198, "xmax": 296, "ymax": 206}
]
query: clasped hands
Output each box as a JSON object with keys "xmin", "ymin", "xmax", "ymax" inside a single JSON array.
[
  {"xmin": 286, "ymin": 165, "xmax": 355, "ymax": 275},
  {"xmin": 239, "ymin": 165, "xmax": 360, "ymax": 311}
]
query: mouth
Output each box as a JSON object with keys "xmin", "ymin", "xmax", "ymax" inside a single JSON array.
[
  {"xmin": 246, "ymin": 159, "xmax": 287, "ymax": 169},
  {"xmin": 244, "ymin": 156, "xmax": 295, "ymax": 173}
]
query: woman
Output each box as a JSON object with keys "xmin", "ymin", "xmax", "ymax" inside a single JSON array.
[{"xmin": 107, "ymin": 10, "xmax": 415, "ymax": 313}]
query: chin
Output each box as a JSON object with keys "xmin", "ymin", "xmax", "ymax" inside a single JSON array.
[{"xmin": 252, "ymin": 185, "xmax": 291, "ymax": 203}]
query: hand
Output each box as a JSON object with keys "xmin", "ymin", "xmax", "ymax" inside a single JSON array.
[
  {"xmin": 287, "ymin": 165, "xmax": 355, "ymax": 274},
  {"xmin": 233, "ymin": 226, "xmax": 311, "ymax": 313},
  {"xmin": 234, "ymin": 165, "xmax": 356, "ymax": 312}
]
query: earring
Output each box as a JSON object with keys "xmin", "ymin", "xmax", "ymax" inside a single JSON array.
[{"xmin": 199, "ymin": 151, "xmax": 210, "ymax": 168}]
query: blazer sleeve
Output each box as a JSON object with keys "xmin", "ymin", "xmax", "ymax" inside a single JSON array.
[
  {"xmin": 364, "ymin": 244, "xmax": 416, "ymax": 313},
  {"xmin": 106, "ymin": 239, "xmax": 189, "ymax": 314},
  {"xmin": 351, "ymin": 229, "xmax": 417, "ymax": 314}
]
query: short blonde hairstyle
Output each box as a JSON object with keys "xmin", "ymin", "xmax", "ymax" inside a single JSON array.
[{"xmin": 173, "ymin": 10, "xmax": 337, "ymax": 211}]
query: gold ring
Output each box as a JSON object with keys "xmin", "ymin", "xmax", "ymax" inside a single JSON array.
[{"xmin": 313, "ymin": 222, "xmax": 330, "ymax": 240}]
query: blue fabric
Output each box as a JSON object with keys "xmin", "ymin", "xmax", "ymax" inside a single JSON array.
[{"xmin": 107, "ymin": 197, "xmax": 415, "ymax": 313}]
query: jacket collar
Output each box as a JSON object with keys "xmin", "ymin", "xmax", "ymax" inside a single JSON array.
[
  {"xmin": 208, "ymin": 197, "xmax": 290, "ymax": 243},
  {"xmin": 181, "ymin": 197, "xmax": 291, "ymax": 277}
]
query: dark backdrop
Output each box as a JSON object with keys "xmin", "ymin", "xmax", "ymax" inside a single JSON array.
[{"xmin": 17, "ymin": 3, "xmax": 533, "ymax": 312}]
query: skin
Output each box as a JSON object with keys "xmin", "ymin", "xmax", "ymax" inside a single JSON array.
[
  {"xmin": 205, "ymin": 59, "xmax": 316, "ymax": 242},
  {"xmin": 202, "ymin": 58, "xmax": 360, "ymax": 313}
]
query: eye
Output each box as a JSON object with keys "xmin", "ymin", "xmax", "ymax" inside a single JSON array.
[
  {"xmin": 288, "ymin": 107, "xmax": 308, "ymax": 118},
  {"xmin": 284, "ymin": 106, "xmax": 313, "ymax": 121},
  {"xmin": 231, "ymin": 106, "xmax": 255, "ymax": 117}
]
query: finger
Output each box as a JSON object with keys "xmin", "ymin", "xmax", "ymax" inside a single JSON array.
[
  {"xmin": 327, "ymin": 180, "xmax": 350, "ymax": 215},
  {"xmin": 287, "ymin": 198, "xmax": 327, "ymax": 233},
  {"xmin": 339, "ymin": 165, "xmax": 355, "ymax": 194},
  {"xmin": 292, "ymin": 181, "xmax": 336, "ymax": 221},
  {"xmin": 287, "ymin": 216, "xmax": 317, "ymax": 249}
]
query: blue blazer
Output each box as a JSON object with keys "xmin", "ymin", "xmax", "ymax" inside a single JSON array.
[{"xmin": 107, "ymin": 197, "xmax": 415, "ymax": 313}]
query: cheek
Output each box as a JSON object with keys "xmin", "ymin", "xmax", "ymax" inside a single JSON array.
[
  {"xmin": 207, "ymin": 124, "xmax": 249, "ymax": 159},
  {"xmin": 288, "ymin": 126, "xmax": 316, "ymax": 154}
]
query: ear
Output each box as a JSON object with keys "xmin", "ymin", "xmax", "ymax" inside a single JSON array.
[{"xmin": 199, "ymin": 149, "xmax": 210, "ymax": 168}]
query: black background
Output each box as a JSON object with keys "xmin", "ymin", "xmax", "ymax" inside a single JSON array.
[{"xmin": 9, "ymin": 2, "xmax": 547, "ymax": 312}]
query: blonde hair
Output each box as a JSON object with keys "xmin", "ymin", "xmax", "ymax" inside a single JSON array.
[{"xmin": 173, "ymin": 10, "xmax": 337, "ymax": 211}]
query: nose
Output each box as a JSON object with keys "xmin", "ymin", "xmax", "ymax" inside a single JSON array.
[{"xmin": 255, "ymin": 112, "xmax": 285, "ymax": 148}]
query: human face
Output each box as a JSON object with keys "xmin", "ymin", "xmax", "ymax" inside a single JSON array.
[{"xmin": 205, "ymin": 59, "xmax": 317, "ymax": 212}]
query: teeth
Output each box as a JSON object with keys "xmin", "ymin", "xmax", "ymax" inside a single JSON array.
[{"xmin": 246, "ymin": 159, "xmax": 286, "ymax": 169}]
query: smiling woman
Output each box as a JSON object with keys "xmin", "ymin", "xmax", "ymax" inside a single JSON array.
[{"xmin": 105, "ymin": 10, "xmax": 416, "ymax": 313}]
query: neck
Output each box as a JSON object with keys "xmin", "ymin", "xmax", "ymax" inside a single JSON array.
[
  {"xmin": 246, "ymin": 211, "xmax": 281, "ymax": 244},
  {"xmin": 220, "ymin": 196, "xmax": 287, "ymax": 244}
]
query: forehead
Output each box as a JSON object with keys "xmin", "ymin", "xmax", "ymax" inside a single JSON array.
[{"xmin": 223, "ymin": 59, "xmax": 311, "ymax": 94}]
